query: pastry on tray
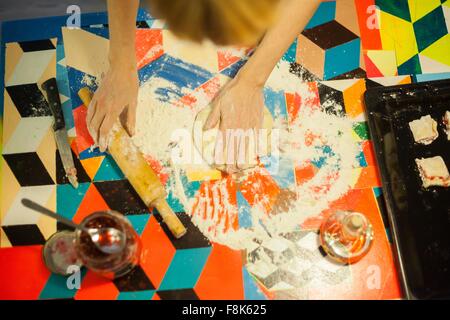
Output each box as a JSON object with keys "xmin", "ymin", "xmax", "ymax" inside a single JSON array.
[
  {"xmin": 408, "ymin": 115, "xmax": 439, "ymax": 145},
  {"xmin": 415, "ymin": 156, "xmax": 450, "ymax": 188},
  {"xmin": 444, "ymin": 111, "xmax": 450, "ymax": 141}
]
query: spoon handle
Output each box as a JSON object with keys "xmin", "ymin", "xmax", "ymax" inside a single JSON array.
[{"xmin": 22, "ymin": 198, "xmax": 80, "ymax": 231}]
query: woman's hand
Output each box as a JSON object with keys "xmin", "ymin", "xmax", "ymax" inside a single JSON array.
[
  {"xmin": 203, "ymin": 74, "xmax": 265, "ymax": 173},
  {"xmin": 199, "ymin": 0, "xmax": 321, "ymax": 173},
  {"xmin": 86, "ymin": 64, "xmax": 139, "ymax": 152},
  {"xmin": 87, "ymin": 0, "xmax": 140, "ymax": 152}
]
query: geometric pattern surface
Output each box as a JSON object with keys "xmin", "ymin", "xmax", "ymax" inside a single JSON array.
[
  {"xmin": 1, "ymin": 1, "xmax": 449, "ymax": 300},
  {"xmin": 1, "ymin": 39, "xmax": 57, "ymax": 250},
  {"xmin": 246, "ymin": 230, "xmax": 352, "ymax": 298},
  {"xmin": 297, "ymin": 0, "xmax": 367, "ymax": 81},
  {"xmin": 361, "ymin": 0, "xmax": 450, "ymax": 76},
  {"xmin": 298, "ymin": 20, "xmax": 363, "ymax": 80}
]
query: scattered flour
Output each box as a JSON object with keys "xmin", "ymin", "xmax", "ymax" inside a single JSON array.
[
  {"xmin": 170, "ymin": 60, "xmax": 359, "ymax": 251},
  {"xmin": 81, "ymin": 73, "xmax": 99, "ymax": 87},
  {"xmin": 137, "ymin": 44, "xmax": 164, "ymax": 67},
  {"xmin": 186, "ymin": 106, "xmax": 359, "ymax": 250},
  {"xmin": 132, "ymin": 59, "xmax": 361, "ymax": 253},
  {"xmin": 132, "ymin": 78, "xmax": 199, "ymax": 162},
  {"xmin": 266, "ymin": 60, "xmax": 307, "ymax": 92},
  {"xmin": 124, "ymin": 43, "xmax": 363, "ymax": 295}
]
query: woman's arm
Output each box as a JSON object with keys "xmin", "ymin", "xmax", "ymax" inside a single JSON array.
[
  {"xmin": 87, "ymin": 0, "xmax": 140, "ymax": 152},
  {"xmin": 204, "ymin": 0, "xmax": 321, "ymax": 172},
  {"xmin": 239, "ymin": 0, "xmax": 321, "ymax": 86},
  {"xmin": 108, "ymin": 0, "xmax": 139, "ymax": 66}
]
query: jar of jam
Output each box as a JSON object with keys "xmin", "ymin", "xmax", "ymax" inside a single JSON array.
[{"xmin": 75, "ymin": 211, "xmax": 141, "ymax": 279}]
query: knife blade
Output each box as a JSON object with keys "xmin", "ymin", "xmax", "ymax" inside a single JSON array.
[{"xmin": 41, "ymin": 78, "xmax": 78, "ymax": 189}]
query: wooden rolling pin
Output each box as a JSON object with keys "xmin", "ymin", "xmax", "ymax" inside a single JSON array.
[{"xmin": 78, "ymin": 87, "xmax": 187, "ymax": 239}]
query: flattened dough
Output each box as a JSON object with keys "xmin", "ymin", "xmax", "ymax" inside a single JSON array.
[
  {"xmin": 415, "ymin": 156, "xmax": 450, "ymax": 188},
  {"xmin": 409, "ymin": 115, "xmax": 438, "ymax": 145},
  {"xmin": 193, "ymin": 106, "xmax": 273, "ymax": 172}
]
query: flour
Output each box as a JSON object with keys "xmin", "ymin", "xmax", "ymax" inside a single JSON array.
[
  {"xmin": 266, "ymin": 60, "xmax": 307, "ymax": 92},
  {"xmin": 81, "ymin": 73, "xmax": 99, "ymax": 87},
  {"xmin": 127, "ymin": 55, "xmax": 362, "ymax": 297},
  {"xmin": 132, "ymin": 78, "xmax": 199, "ymax": 162},
  {"xmin": 170, "ymin": 61, "xmax": 359, "ymax": 251},
  {"xmin": 137, "ymin": 44, "xmax": 164, "ymax": 67},
  {"xmin": 131, "ymin": 58, "xmax": 361, "ymax": 254},
  {"xmin": 219, "ymin": 46, "xmax": 250, "ymax": 63}
]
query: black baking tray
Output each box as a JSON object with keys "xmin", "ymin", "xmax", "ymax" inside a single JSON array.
[{"xmin": 364, "ymin": 79, "xmax": 450, "ymax": 300}]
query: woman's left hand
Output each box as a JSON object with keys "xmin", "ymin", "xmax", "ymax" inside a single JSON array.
[{"xmin": 203, "ymin": 73, "xmax": 265, "ymax": 173}]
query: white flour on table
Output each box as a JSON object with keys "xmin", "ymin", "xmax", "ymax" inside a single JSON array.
[
  {"xmin": 131, "ymin": 60, "xmax": 360, "ymax": 252},
  {"xmin": 132, "ymin": 78, "xmax": 198, "ymax": 162}
]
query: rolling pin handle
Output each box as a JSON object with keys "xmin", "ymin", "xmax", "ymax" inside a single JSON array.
[
  {"xmin": 77, "ymin": 87, "xmax": 188, "ymax": 240},
  {"xmin": 78, "ymin": 87, "xmax": 93, "ymax": 107},
  {"xmin": 154, "ymin": 198, "xmax": 187, "ymax": 239}
]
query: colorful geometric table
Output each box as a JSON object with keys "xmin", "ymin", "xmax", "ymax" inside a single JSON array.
[{"xmin": 1, "ymin": 0, "xmax": 450, "ymax": 300}]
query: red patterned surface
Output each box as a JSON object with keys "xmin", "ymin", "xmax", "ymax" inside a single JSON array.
[{"xmin": 0, "ymin": 246, "xmax": 51, "ymax": 300}]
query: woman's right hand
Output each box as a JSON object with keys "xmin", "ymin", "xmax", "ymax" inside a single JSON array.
[{"xmin": 86, "ymin": 63, "xmax": 139, "ymax": 152}]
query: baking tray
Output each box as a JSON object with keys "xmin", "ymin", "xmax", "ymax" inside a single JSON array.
[{"xmin": 364, "ymin": 79, "xmax": 450, "ymax": 300}]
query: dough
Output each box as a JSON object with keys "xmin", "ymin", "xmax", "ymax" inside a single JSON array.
[
  {"xmin": 193, "ymin": 106, "xmax": 274, "ymax": 172},
  {"xmin": 444, "ymin": 111, "xmax": 450, "ymax": 141},
  {"xmin": 409, "ymin": 115, "xmax": 439, "ymax": 145},
  {"xmin": 415, "ymin": 156, "xmax": 450, "ymax": 188}
]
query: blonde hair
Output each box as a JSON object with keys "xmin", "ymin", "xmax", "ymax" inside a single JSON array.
[{"xmin": 147, "ymin": 0, "xmax": 280, "ymax": 46}]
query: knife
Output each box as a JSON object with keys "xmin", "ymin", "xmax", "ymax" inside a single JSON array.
[{"xmin": 41, "ymin": 78, "xmax": 78, "ymax": 189}]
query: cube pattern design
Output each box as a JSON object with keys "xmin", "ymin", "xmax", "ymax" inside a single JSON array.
[
  {"xmin": 298, "ymin": 20, "xmax": 362, "ymax": 80},
  {"xmin": 2, "ymin": 39, "xmax": 58, "ymax": 249}
]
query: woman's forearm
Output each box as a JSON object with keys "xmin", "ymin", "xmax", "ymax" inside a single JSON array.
[
  {"xmin": 239, "ymin": 0, "xmax": 321, "ymax": 86},
  {"xmin": 107, "ymin": 0, "xmax": 140, "ymax": 67}
]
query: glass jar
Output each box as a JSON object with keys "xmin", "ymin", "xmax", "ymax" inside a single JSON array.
[
  {"xmin": 43, "ymin": 231, "xmax": 83, "ymax": 276},
  {"xmin": 75, "ymin": 211, "xmax": 141, "ymax": 279},
  {"xmin": 319, "ymin": 211, "xmax": 374, "ymax": 264}
]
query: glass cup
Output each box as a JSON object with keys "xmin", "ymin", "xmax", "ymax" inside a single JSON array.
[
  {"xmin": 75, "ymin": 211, "xmax": 141, "ymax": 279},
  {"xmin": 43, "ymin": 230, "xmax": 83, "ymax": 276},
  {"xmin": 319, "ymin": 211, "xmax": 373, "ymax": 264}
]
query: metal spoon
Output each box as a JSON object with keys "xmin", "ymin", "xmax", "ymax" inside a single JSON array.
[{"xmin": 21, "ymin": 198, "xmax": 126, "ymax": 255}]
